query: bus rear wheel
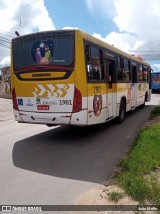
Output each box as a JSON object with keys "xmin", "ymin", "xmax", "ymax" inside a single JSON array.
[
  {"xmin": 141, "ymin": 92, "xmax": 147, "ymax": 108},
  {"xmin": 117, "ymin": 100, "xmax": 126, "ymax": 123}
]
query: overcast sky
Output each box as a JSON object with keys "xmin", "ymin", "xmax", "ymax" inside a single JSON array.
[{"xmin": 1, "ymin": 0, "xmax": 160, "ymax": 71}]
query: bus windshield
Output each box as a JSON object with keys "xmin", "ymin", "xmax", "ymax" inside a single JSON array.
[{"xmin": 13, "ymin": 31, "xmax": 75, "ymax": 71}]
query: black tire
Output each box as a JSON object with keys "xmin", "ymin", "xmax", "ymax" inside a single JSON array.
[
  {"xmin": 141, "ymin": 98, "xmax": 145, "ymax": 108},
  {"xmin": 141, "ymin": 93, "xmax": 147, "ymax": 108},
  {"xmin": 117, "ymin": 100, "xmax": 126, "ymax": 123}
]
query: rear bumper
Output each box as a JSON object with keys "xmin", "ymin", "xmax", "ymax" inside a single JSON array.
[{"xmin": 13, "ymin": 109, "xmax": 88, "ymax": 126}]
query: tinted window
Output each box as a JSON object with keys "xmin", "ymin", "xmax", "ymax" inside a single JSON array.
[
  {"xmin": 13, "ymin": 35, "xmax": 74, "ymax": 70},
  {"xmin": 137, "ymin": 64, "xmax": 143, "ymax": 81},
  {"xmin": 85, "ymin": 44, "xmax": 104, "ymax": 81},
  {"xmin": 138, "ymin": 64, "xmax": 149, "ymax": 81},
  {"xmin": 142, "ymin": 65, "xmax": 149, "ymax": 81},
  {"xmin": 117, "ymin": 57, "xmax": 131, "ymax": 82}
]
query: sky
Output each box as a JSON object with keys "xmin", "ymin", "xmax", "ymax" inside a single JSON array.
[{"xmin": 1, "ymin": 0, "xmax": 160, "ymax": 72}]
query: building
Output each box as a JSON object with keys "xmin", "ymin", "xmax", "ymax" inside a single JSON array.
[{"xmin": 0, "ymin": 66, "xmax": 11, "ymax": 98}]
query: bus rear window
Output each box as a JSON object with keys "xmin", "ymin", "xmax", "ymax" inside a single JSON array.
[{"xmin": 13, "ymin": 32, "xmax": 75, "ymax": 71}]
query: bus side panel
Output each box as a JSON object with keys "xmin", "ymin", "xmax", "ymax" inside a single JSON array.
[
  {"xmin": 106, "ymin": 84, "xmax": 117, "ymax": 119},
  {"xmin": 87, "ymin": 83, "xmax": 107, "ymax": 125},
  {"xmin": 135, "ymin": 83, "xmax": 150, "ymax": 106},
  {"xmin": 116, "ymin": 83, "xmax": 132, "ymax": 113}
]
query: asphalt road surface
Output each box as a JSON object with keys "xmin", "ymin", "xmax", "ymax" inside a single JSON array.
[{"xmin": 0, "ymin": 95, "xmax": 160, "ymax": 210}]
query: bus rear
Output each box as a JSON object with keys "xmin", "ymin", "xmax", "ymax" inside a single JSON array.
[{"xmin": 11, "ymin": 30, "xmax": 87, "ymax": 126}]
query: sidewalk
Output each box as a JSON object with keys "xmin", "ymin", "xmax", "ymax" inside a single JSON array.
[
  {"xmin": 0, "ymin": 94, "xmax": 12, "ymax": 99},
  {"xmin": 0, "ymin": 98, "xmax": 14, "ymax": 122}
]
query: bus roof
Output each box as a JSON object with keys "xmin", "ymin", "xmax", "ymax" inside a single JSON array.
[
  {"xmin": 12, "ymin": 29, "xmax": 150, "ymax": 67},
  {"xmin": 78, "ymin": 30, "xmax": 150, "ymax": 67}
]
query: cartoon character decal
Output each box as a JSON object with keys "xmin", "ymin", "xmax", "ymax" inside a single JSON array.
[
  {"xmin": 44, "ymin": 45, "xmax": 51, "ymax": 62},
  {"xmin": 93, "ymin": 94, "xmax": 102, "ymax": 116},
  {"xmin": 36, "ymin": 48, "xmax": 42, "ymax": 64},
  {"xmin": 31, "ymin": 40, "xmax": 54, "ymax": 65}
]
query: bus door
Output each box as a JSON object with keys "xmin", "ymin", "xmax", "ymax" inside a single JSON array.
[
  {"xmin": 131, "ymin": 62, "xmax": 138, "ymax": 109},
  {"xmin": 105, "ymin": 59, "xmax": 115, "ymax": 119}
]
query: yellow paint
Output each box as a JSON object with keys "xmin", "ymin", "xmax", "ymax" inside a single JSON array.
[
  {"xmin": 11, "ymin": 30, "xmax": 149, "ymax": 101},
  {"xmin": 13, "ymin": 79, "xmax": 71, "ymax": 98}
]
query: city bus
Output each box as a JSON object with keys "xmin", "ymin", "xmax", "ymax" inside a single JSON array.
[
  {"xmin": 151, "ymin": 72, "xmax": 160, "ymax": 92},
  {"xmin": 11, "ymin": 29, "xmax": 151, "ymax": 126}
]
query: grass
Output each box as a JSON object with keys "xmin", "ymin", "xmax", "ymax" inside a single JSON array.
[
  {"xmin": 107, "ymin": 191, "xmax": 124, "ymax": 203},
  {"xmin": 150, "ymin": 106, "xmax": 160, "ymax": 120},
  {"xmin": 115, "ymin": 107, "xmax": 160, "ymax": 204}
]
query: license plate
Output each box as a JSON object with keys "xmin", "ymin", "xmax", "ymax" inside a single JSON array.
[{"xmin": 37, "ymin": 105, "xmax": 49, "ymax": 110}]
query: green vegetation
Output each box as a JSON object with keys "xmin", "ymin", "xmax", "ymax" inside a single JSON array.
[
  {"xmin": 150, "ymin": 106, "xmax": 160, "ymax": 120},
  {"xmin": 107, "ymin": 191, "xmax": 124, "ymax": 203},
  {"xmin": 115, "ymin": 106, "xmax": 160, "ymax": 204}
]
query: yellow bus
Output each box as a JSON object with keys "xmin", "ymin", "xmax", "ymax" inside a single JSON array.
[{"xmin": 11, "ymin": 29, "xmax": 151, "ymax": 126}]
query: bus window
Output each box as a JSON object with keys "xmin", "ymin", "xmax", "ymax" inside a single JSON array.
[
  {"xmin": 13, "ymin": 36, "xmax": 74, "ymax": 70},
  {"xmin": 138, "ymin": 64, "xmax": 149, "ymax": 81},
  {"xmin": 117, "ymin": 56, "xmax": 123, "ymax": 80},
  {"xmin": 117, "ymin": 57, "xmax": 131, "ymax": 81},
  {"xmin": 124, "ymin": 59, "xmax": 131, "ymax": 81},
  {"xmin": 138, "ymin": 64, "xmax": 143, "ymax": 81},
  {"xmin": 131, "ymin": 64, "xmax": 137, "ymax": 83},
  {"xmin": 85, "ymin": 44, "xmax": 104, "ymax": 81},
  {"xmin": 142, "ymin": 65, "xmax": 148, "ymax": 81},
  {"xmin": 106, "ymin": 59, "xmax": 115, "ymax": 88}
]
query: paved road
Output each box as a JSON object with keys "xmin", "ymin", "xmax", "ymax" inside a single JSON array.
[{"xmin": 0, "ymin": 95, "xmax": 159, "ymax": 209}]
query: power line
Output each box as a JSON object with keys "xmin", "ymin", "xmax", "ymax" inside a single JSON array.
[
  {"xmin": 130, "ymin": 38, "xmax": 160, "ymax": 52},
  {"xmin": 0, "ymin": 30, "xmax": 15, "ymax": 37},
  {"xmin": 0, "ymin": 43, "xmax": 10, "ymax": 49},
  {"xmin": 133, "ymin": 51, "xmax": 160, "ymax": 52},
  {"xmin": 3, "ymin": 0, "xmax": 42, "ymax": 13},
  {"xmin": 16, "ymin": 0, "xmax": 42, "ymax": 10},
  {"xmin": 0, "ymin": 0, "xmax": 43, "ymax": 50},
  {"xmin": 0, "ymin": 0, "xmax": 42, "ymax": 31},
  {"xmin": 0, "ymin": 33, "xmax": 12, "ymax": 49},
  {"xmin": 11, "ymin": 15, "xmax": 37, "ymax": 28}
]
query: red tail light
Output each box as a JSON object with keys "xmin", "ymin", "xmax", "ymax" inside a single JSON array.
[
  {"xmin": 12, "ymin": 88, "xmax": 18, "ymax": 110},
  {"xmin": 73, "ymin": 87, "xmax": 82, "ymax": 112}
]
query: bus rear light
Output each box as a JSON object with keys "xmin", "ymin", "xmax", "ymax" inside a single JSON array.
[
  {"xmin": 73, "ymin": 87, "xmax": 82, "ymax": 112},
  {"xmin": 12, "ymin": 88, "xmax": 19, "ymax": 110}
]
